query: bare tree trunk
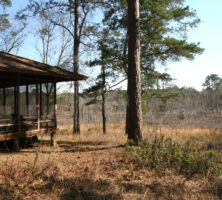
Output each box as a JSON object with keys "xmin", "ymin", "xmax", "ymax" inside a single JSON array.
[
  {"xmin": 101, "ymin": 63, "xmax": 106, "ymax": 134},
  {"xmin": 127, "ymin": 0, "xmax": 143, "ymax": 145},
  {"xmin": 74, "ymin": 81, "xmax": 80, "ymax": 133},
  {"xmin": 73, "ymin": 0, "xmax": 80, "ymax": 134}
]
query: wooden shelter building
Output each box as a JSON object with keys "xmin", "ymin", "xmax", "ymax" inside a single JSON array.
[{"xmin": 0, "ymin": 52, "xmax": 87, "ymax": 147}]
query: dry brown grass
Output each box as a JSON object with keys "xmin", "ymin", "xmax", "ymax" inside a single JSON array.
[
  {"xmin": 56, "ymin": 121, "xmax": 127, "ymax": 146},
  {"xmin": 0, "ymin": 122, "xmax": 221, "ymax": 200},
  {"xmin": 143, "ymin": 124, "xmax": 222, "ymax": 147}
]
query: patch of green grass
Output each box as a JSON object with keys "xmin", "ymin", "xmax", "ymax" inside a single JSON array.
[{"xmin": 124, "ymin": 136, "xmax": 222, "ymax": 179}]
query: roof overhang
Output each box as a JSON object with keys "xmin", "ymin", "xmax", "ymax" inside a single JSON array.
[{"xmin": 0, "ymin": 52, "xmax": 88, "ymax": 88}]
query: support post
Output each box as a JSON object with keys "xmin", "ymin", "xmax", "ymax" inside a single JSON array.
[
  {"xmin": 17, "ymin": 73, "xmax": 21, "ymax": 134},
  {"xmin": 14, "ymin": 86, "xmax": 17, "ymax": 116},
  {"xmin": 51, "ymin": 80, "xmax": 57, "ymax": 146},
  {"xmin": 40, "ymin": 83, "xmax": 42, "ymax": 117},
  {"xmin": 3, "ymin": 87, "xmax": 6, "ymax": 115},
  {"xmin": 46, "ymin": 84, "xmax": 49, "ymax": 116},
  {"xmin": 26, "ymin": 85, "xmax": 29, "ymax": 116},
  {"xmin": 36, "ymin": 77, "xmax": 40, "ymax": 130},
  {"xmin": 11, "ymin": 139, "xmax": 20, "ymax": 152},
  {"xmin": 12, "ymin": 73, "xmax": 21, "ymax": 152},
  {"xmin": 54, "ymin": 81, "xmax": 57, "ymax": 129}
]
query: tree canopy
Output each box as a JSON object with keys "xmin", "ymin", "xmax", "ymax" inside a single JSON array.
[{"xmin": 103, "ymin": 0, "xmax": 204, "ymax": 87}]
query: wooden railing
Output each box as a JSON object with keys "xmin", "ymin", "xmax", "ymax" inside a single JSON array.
[{"xmin": 0, "ymin": 115, "xmax": 56, "ymax": 134}]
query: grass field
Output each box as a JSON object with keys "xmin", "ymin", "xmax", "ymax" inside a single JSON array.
[{"xmin": 0, "ymin": 122, "xmax": 222, "ymax": 200}]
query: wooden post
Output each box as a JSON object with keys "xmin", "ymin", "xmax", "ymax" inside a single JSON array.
[
  {"xmin": 12, "ymin": 73, "xmax": 21, "ymax": 152},
  {"xmin": 46, "ymin": 84, "xmax": 49, "ymax": 116},
  {"xmin": 26, "ymin": 85, "xmax": 29, "ymax": 116},
  {"xmin": 14, "ymin": 86, "xmax": 17, "ymax": 116},
  {"xmin": 40, "ymin": 83, "xmax": 42, "ymax": 117},
  {"xmin": 17, "ymin": 73, "xmax": 21, "ymax": 134},
  {"xmin": 54, "ymin": 81, "xmax": 57, "ymax": 129},
  {"xmin": 36, "ymin": 77, "xmax": 40, "ymax": 130},
  {"xmin": 3, "ymin": 87, "xmax": 6, "ymax": 115},
  {"xmin": 51, "ymin": 80, "xmax": 57, "ymax": 146},
  {"xmin": 11, "ymin": 139, "xmax": 20, "ymax": 152}
]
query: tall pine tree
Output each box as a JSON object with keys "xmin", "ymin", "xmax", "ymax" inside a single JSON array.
[{"xmin": 103, "ymin": 0, "xmax": 204, "ymax": 135}]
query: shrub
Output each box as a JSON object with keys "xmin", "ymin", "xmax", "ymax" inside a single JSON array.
[{"xmin": 124, "ymin": 136, "xmax": 222, "ymax": 179}]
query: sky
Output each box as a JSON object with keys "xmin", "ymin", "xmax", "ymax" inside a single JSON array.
[
  {"xmin": 9, "ymin": 0, "xmax": 222, "ymax": 91},
  {"xmin": 166, "ymin": 0, "xmax": 222, "ymax": 90}
]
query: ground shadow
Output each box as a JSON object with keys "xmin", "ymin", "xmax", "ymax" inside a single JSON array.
[
  {"xmin": 28, "ymin": 139, "xmax": 124, "ymax": 154},
  {"xmin": 122, "ymin": 182, "xmax": 147, "ymax": 194},
  {"xmin": 61, "ymin": 189, "xmax": 122, "ymax": 200},
  {"xmin": 0, "ymin": 175, "xmax": 123, "ymax": 200},
  {"xmin": 38, "ymin": 176, "xmax": 123, "ymax": 200},
  {"xmin": 0, "ymin": 137, "xmax": 37, "ymax": 153},
  {"xmin": 37, "ymin": 140, "xmax": 108, "ymax": 147},
  {"xmin": 56, "ymin": 140, "xmax": 109, "ymax": 151},
  {"xmin": 0, "ymin": 138, "xmax": 121, "ymax": 154},
  {"xmin": 207, "ymin": 142, "xmax": 222, "ymax": 151},
  {"xmin": 0, "ymin": 138, "xmax": 123, "ymax": 154},
  {"xmin": 18, "ymin": 145, "xmax": 124, "ymax": 154},
  {"xmin": 57, "ymin": 140, "xmax": 108, "ymax": 146}
]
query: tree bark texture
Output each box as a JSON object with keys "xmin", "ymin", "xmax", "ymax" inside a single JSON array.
[
  {"xmin": 127, "ymin": 0, "xmax": 143, "ymax": 145},
  {"xmin": 73, "ymin": 0, "xmax": 80, "ymax": 134},
  {"xmin": 125, "ymin": 86, "xmax": 130, "ymax": 134},
  {"xmin": 124, "ymin": 31, "xmax": 129, "ymax": 135}
]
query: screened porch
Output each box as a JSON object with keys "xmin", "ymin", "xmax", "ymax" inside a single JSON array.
[{"xmin": 0, "ymin": 52, "xmax": 87, "ymax": 142}]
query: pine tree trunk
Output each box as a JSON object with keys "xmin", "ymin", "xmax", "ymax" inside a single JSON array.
[
  {"xmin": 73, "ymin": 0, "xmax": 80, "ymax": 134},
  {"xmin": 127, "ymin": 0, "xmax": 143, "ymax": 145},
  {"xmin": 124, "ymin": 31, "xmax": 129, "ymax": 135},
  {"xmin": 125, "ymin": 84, "xmax": 129, "ymax": 134},
  {"xmin": 102, "ymin": 63, "xmax": 106, "ymax": 134}
]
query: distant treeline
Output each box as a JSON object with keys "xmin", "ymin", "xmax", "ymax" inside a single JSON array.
[{"xmin": 57, "ymin": 74, "xmax": 222, "ymax": 129}]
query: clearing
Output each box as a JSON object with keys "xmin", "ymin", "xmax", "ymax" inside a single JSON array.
[{"xmin": 0, "ymin": 123, "xmax": 221, "ymax": 200}]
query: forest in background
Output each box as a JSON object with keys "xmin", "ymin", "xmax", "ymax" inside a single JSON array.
[{"xmin": 58, "ymin": 73, "xmax": 222, "ymax": 129}]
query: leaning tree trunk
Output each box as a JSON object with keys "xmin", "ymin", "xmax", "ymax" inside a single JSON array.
[
  {"xmin": 127, "ymin": 0, "xmax": 143, "ymax": 145},
  {"xmin": 73, "ymin": 0, "xmax": 80, "ymax": 134}
]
